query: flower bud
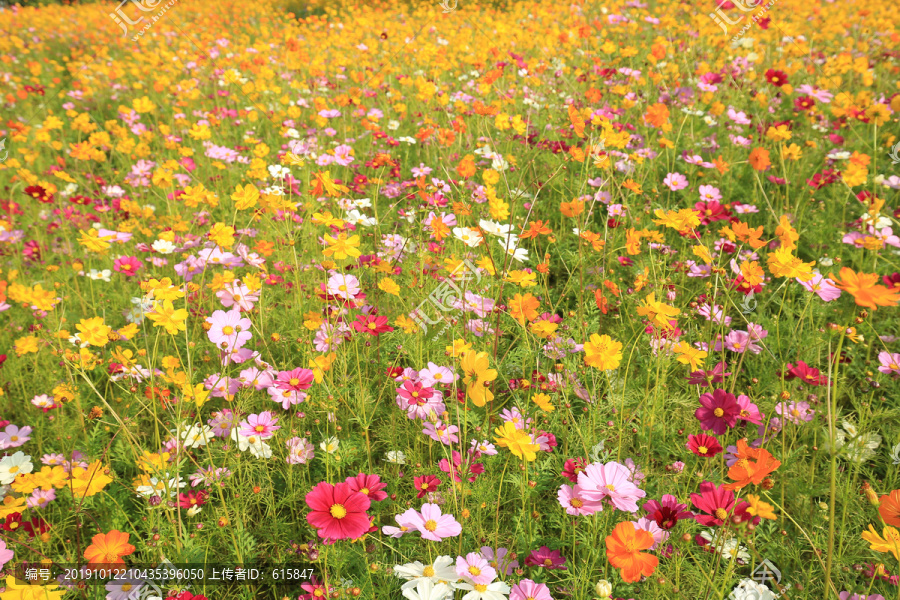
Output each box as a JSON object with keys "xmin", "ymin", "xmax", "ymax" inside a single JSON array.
[{"xmin": 595, "ymin": 580, "xmax": 612, "ymax": 598}]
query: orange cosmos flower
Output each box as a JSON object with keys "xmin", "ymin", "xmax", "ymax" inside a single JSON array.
[
  {"xmin": 829, "ymin": 267, "xmax": 900, "ymax": 310},
  {"xmin": 605, "ymin": 521, "xmax": 658, "ymax": 583},
  {"xmin": 724, "ymin": 438, "xmax": 782, "ymax": 491},
  {"xmin": 879, "ymin": 490, "xmax": 900, "ymax": 527},
  {"xmin": 84, "ymin": 530, "xmax": 136, "ymax": 567},
  {"xmin": 748, "ymin": 147, "xmax": 771, "ymax": 171}
]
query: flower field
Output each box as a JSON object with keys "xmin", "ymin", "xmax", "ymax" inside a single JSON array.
[{"xmin": 1, "ymin": 0, "xmax": 900, "ymax": 598}]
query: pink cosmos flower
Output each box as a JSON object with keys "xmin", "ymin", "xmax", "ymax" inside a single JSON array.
[
  {"xmin": 577, "ymin": 461, "xmax": 646, "ymax": 513},
  {"xmin": 698, "ymin": 185, "xmax": 722, "ymax": 202},
  {"xmin": 206, "ymin": 309, "xmax": 252, "ymax": 351},
  {"xmin": 480, "ymin": 546, "xmax": 519, "ymax": 576},
  {"xmin": 408, "ymin": 503, "xmax": 462, "ymax": 541},
  {"xmin": 382, "ymin": 508, "xmax": 419, "ymax": 538},
  {"xmin": 456, "ymin": 553, "xmax": 497, "ymax": 585},
  {"xmin": 238, "ymin": 366, "xmax": 275, "ymax": 390},
  {"xmin": 204, "ymin": 373, "xmax": 240, "ymax": 399},
  {"xmin": 216, "ymin": 281, "xmax": 259, "ymax": 311},
  {"xmin": 274, "ymin": 368, "xmax": 315, "ymax": 392},
  {"xmin": 799, "ymin": 273, "xmax": 842, "ymax": 301},
  {"xmin": 878, "ymin": 351, "xmax": 900, "ymax": 375},
  {"xmin": 418, "ymin": 362, "xmax": 457, "ymax": 387},
  {"xmin": 326, "ymin": 273, "xmax": 361, "ymax": 300},
  {"xmin": 346, "ymin": 473, "xmax": 388, "ymax": 502},
  {"xmin": 286, "ymin": 437, "xmax": 315, "ymax": 464},
  {"xmin": 423, "ymin": 421, "xmax": 459, "ymax": 445},
  {"xmin": 268, "ymin": 386, "xmax": 308, "ymax": 410},
  {"xmin": 0, "ymin": 425, "xmax": 32, "ymax": 449},
  {"xmin": 663, "ymin": 172, "xmax": 688, "ymax": 191},
  {"xmin": 633, "ymin": 517, "xmax": 669, "ymax": 550},
  {"xmin": 557, "ymin": 484, "xmax": 598, "ymax": 516},
  {"xmin": 736, "ymin": 394, "xmax": 763, "ymax": 425},
  {"xmin": 113, "ymin": 256, "xmax": 142, "ymax": 277},
  {"xmin": 776, "ymin": 401, "xmax": 815, "ymax": 424},
  {"xmin": 239, "ymin": 412, "xmax": 280, "ymax": 440},
  {"xmin": 510, "ymin": 579, "xmax": 553, "ymax": 600}
]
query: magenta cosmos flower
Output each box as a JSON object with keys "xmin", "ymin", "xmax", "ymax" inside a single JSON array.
[
  {"xmin": 524, "ymin": 546, "xmax": 567, "ymax": 570},
  {"xmin": 274, "ymin": 368, "xmax": 315, "ymax": 392},
  {"xmin": 576, "ymin": 461, "xmax": 646, "ymax": 513},
  {"xmin": 350, "ymin": 314, "xmax": 394, "ymax": 336},
  {"xmin": 407, "ymin": 503, "xmax": 461, "ymax": 541},
  {"xmin": 695, "ymin": 388, "xmax": 740, "ymax": 434},
  {"xmin": 206, "ymin": 309, "xmax": 252, "ymax": 351},
  {"xmin": 113, "ymin": 256, "xmax": 142, "ymax": 277},
  {"xmin": 305, "ymin": 481, "xmax": 371, "ymax": 541},
  {"xmin": 345, "ymin": 473, "xmax": 388, "ymax": 502},
  {"xmin": 687, "ymin": 433, "xmax": 722, "ymax": 458},
  {"xmin": 690, "ymin": 481, "xmax": 748, "ymax": 527}
]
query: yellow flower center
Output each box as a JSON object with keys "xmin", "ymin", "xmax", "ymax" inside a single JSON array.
[
  {"xmin": 468, "ymin": 566, "xmax": 481, "ymax": 576},
  {"xmin": 570, "ymin": 498, "xmax": 583, "ymax": 508},
  {"xmin": 423, "ymin": 566, "xmax": 435, "ymax": 577},
  {"xmin": 698, "ymin": 446, "xmax": 709, "ymax": 454},
  {"xmin": 8, "ymin": 466, "xmax": 18, "ymax": 474},
  {"xmin": 424, "ymin": 519, "xmax": 438, "ymax": 532},
  {"xmin": 222, "ymin": 326, "xmax": 234, "ymax": 335},
  {"xmin": 715, "ymin": 508, "xmax": 728, "ymax": 520},
  {"xmin": 360, "ymin": 488, "xmax": 370, "ymax": 495},
  {"xmin": 605, "ymin": 484, "xmax": 615, "ymax": 492},
  {"xmin": 289, "ymin": 378, "xmax": 300, "ymax": 386},
  {"xmin": 713, "ymin": 408, "xmax": 724, "ymax": 417},
  {"xmin": 330, "ymin": 504, "xmax": 347, "ymax": 519},
  {"xmin": 474, "ymin": 585, "xmax": 488, "ymax": 593}
]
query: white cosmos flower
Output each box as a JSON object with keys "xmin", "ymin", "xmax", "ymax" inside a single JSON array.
[
  {"xmin": 151, "ymin": 240, "xmax": 176, "ymax": 254},
  {"xmin": 453, "ymin": 227, "xmax": 483, "ymax": 247},
  {"xmin": 401, "ymin": 579, "xmax": 454, "ymax": 600},
  {"xmin": 394, "ymin": 556, "xmax": 459, "ymax": 590},
  {"xmin": 478, "ymin": 220, "xmax": 512, "ymax": 237},
  {"xmin": 456, "ymin": 581, "xmax": 511, "ymax": 600},
  {"xmin": 0, "ymin": 451, "xmax": 33, "ymax": 485},
  {"xmin": 177, "ymin": 425, "xmax": 213, "ymax": 449},
  {"xmin": 386, "ymin": 450, "xmax": 407, "ymax": 464},
  {"xmin": 320, "ymin": 436, "xmax": 340, "ymax": 454}
]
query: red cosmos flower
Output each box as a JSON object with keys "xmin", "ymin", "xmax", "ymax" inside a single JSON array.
[
  {"xmin": 345, "ymin": 473, "xmax": 388, "ymax": 502},
  {"xmin": 691, "ymin": 481, "xmax": 740, "ymax": 526},
  {"xmin": 731, "ymin": 276, "xmax": 762, "ymax": 296},
  {"xmin": 694, "ymin": 388, "xmax": 741, "ymax": 435},
  {"xmin": 883, "ymin": 273, "xmax": 900, "ymax": 289},
  {"xmin": 113, "ymin": 256, "xmax": 143, "ymax": 277},
  {"xmin": 794, "ymin": 96, "xmax": 815, "ymax": 111},
  {"xmin": 351, "ymin": 314, "xmax": 394, "ymax": 336},
  {"xmin": 177, "ymin": 491, "xmax": 207, "ymax": 509},
  {"xmin": 413, "ymin": 475, "xmax": 442, "ymax": 498},
  {"xmin": 2, "ymin": 513, "xmax": 22, "ymax": 532},
  {"xmin": 687, "ymin": 433, "xmax": 723, "ymax": 458},
  {"xmin": 144, "ymin": 386, "xmax": 174, "ymax": 407},
  {"xmin": 765, "ymin": 69, "xmax": 788, "ymax": 87},
  {"xmin": 24, "ymin": 185, "xmax": 54, "ymax": 204},
  {"xmin": 782, "ymin": 360, "xmax": 827, "ymax": 386},
  {"xmin": 23, "ymin": 517, "xmax": 50, "ymax": 539},
  {"xmin": 305, "ymin": 481, "xmax": 371, "ymax": 541},
  {"xmin": 693, "ymin": 200, "xmax": 732, "ymax": 225},
  {"xmin": 643, "ymin": 495, "xmax": 694, "ymax": 530}
]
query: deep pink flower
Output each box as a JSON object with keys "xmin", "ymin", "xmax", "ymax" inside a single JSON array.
[
  {"xmin": 305, "ymin": 481, "xmax": 371, "ymax": 541},
  {"xmin": 413, "ymin": 475, "xmax": 442, "ymax": 499},
  {"xmin": 524, "ymin": 546, "xmax": 567, "ymax": 570},
  {"xmin": 274, "ymin": 368, "xmax": 315, "ymax": 392},
  {"xmin": 783, "ymin": 360, "xmax": 826, "ymax": 386},
  {"xmin": 113, "ymin": 256, "xmax": 142, "ymax": 276},
  {"xmin": 691, "ymin": 481, "xmax": 739, "ymax": 527},
  {"xmin": 345, "ymin": 473, "xmax": 388, "ymax": 502},
  {"xmin": 687, "ymin": 433, "xmax": 722, "ymax": 458},
  {"xmin": 695, "ymin": 388, "xmax": 740, "ymax": 434},
  {"xmin": 351, "ymin": 314, "xmax": 394, "ymax": 336}
]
